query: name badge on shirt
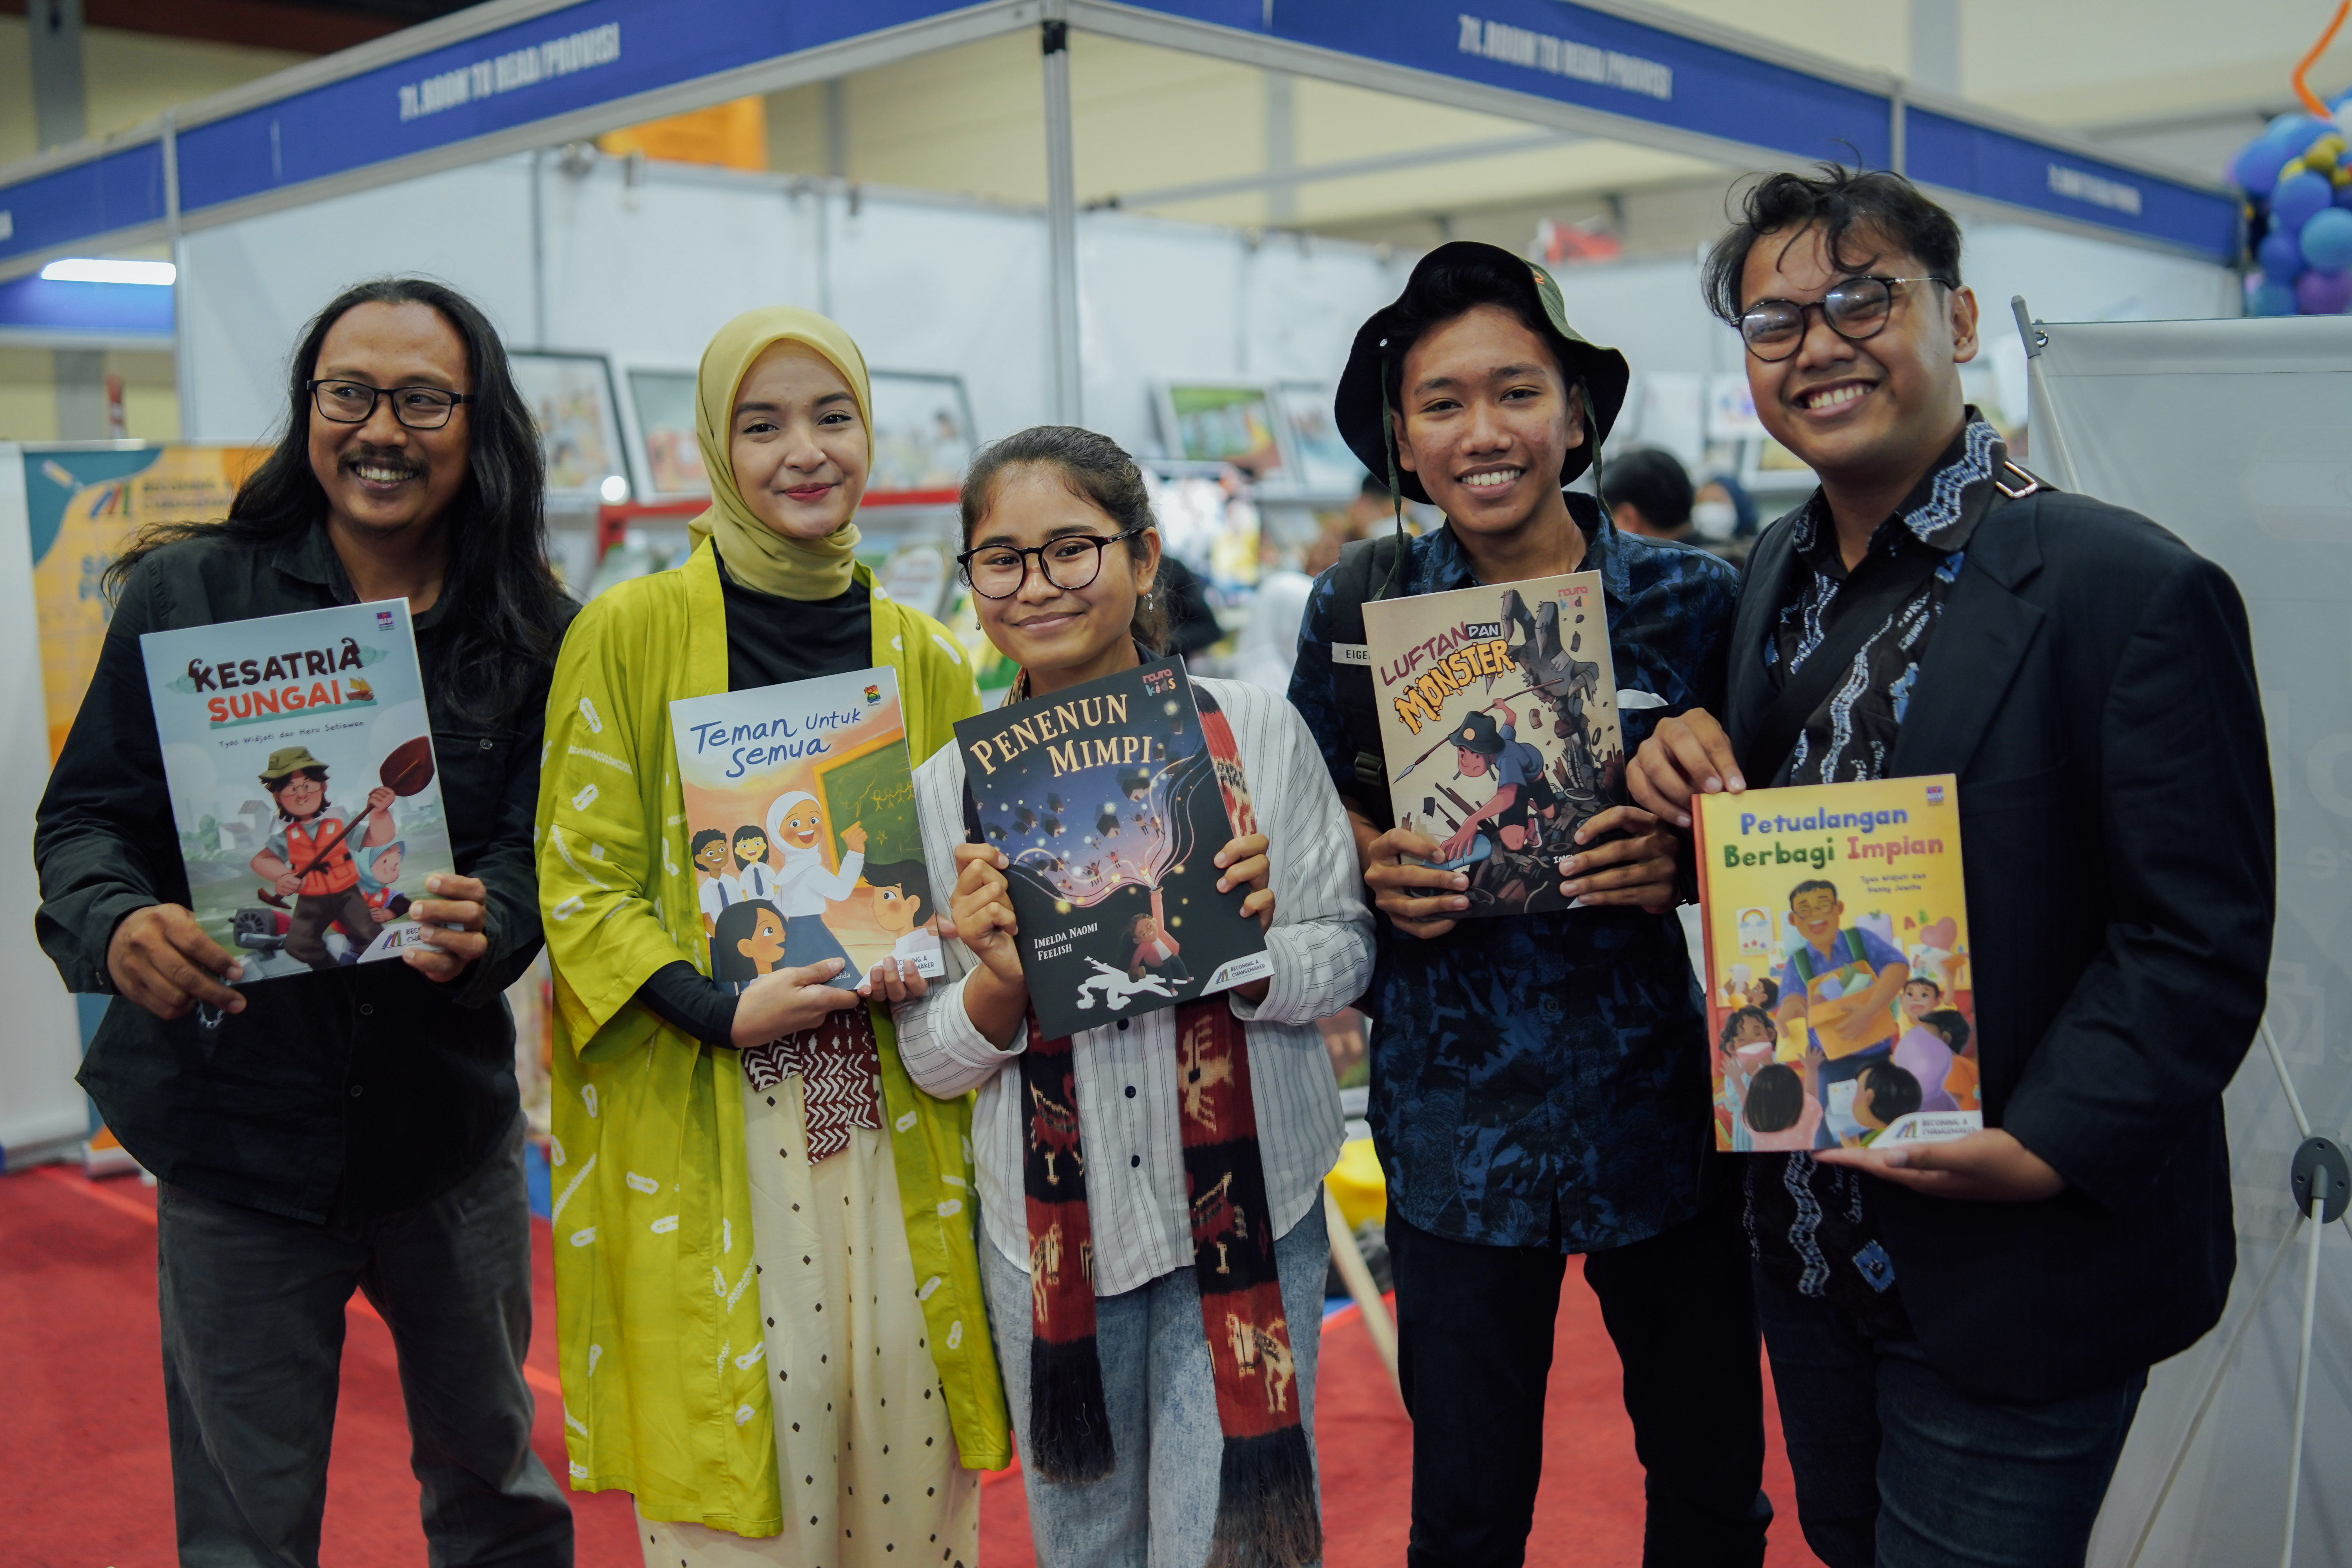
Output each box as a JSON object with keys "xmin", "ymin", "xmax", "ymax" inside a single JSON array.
[{"xmin": 1332, "ymin": 642, "xmax": 1371, "ymax": 667}]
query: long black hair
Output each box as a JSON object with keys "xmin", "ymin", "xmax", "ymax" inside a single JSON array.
[
  {"xmin": 958, "ymin": 425, "xmax": 1169, "ymax": 655},
  {"xmin": 106, "ymin": 276, "xmax": 568, "ymax": 725}
]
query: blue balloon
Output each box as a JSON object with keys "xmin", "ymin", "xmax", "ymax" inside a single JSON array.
[
  {"xmin": 2267, "ymin": 113, "xmax": 2333, "ymax": 149},
  {"xmin": 2247, "ymin": 275, "xmax": 2297, "ymax": 317},
  {"xmin": 2259, "ymin": 226, "xmax": 2308, "ymax": 279},
  {"xmin": 2236, "ymin": 140, "xmax": 2287, "ymax": 197},
  {"xmin": 2276, "ymin": 171, "xmax": 2335, "ymax": 230},
  {"xmin": 2303, "ymin": 207, "xmax": 2352, "ymax": 272}
]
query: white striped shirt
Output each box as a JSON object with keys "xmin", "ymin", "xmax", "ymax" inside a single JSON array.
[{"xmin": 895, "ymin": 676, "xmax": 1373, "ymax": 1296}]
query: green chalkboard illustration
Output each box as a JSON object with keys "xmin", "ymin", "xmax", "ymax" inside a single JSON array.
[{"xmin": 815, "ymin": 732, "xmax": 923, "ymax": 867}]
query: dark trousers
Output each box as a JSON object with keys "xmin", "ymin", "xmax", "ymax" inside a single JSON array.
[
  {"xmin": 156, "ymin": 1118, "xmax": 571, "ymax": 1568},
  {"xmin": 1755, "ymin": 1270, "xmax": 2145, "ymax": 1568},
  {"xmin": 284, "ymin": 884, "xmax": 377, "ymax": 970},
  {"xmin": 1388, "ymin": 1181, "xmax": 1770, "ymax": 1568}
]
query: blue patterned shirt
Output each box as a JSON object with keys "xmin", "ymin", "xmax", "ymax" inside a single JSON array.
[
  {"xmin": 1747, "ymin": 412, "xmax": 2008, "ymax": 1333},
  {"xmin": 1287, "ymin": 502, "xmax": 1740, "ymax": 1252}
]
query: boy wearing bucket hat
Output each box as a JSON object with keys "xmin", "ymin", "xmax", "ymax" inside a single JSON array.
[
  {"xmin": 1287, "ymin": 242, "xmax": 1769, "ymax": 1564},
  {"xmin": 249, "ymin": 745, "xmax": 396, "ymax": 970}
]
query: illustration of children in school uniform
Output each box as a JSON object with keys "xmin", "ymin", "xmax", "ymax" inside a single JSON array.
[
  {"xmin": 862, "ymin": 860, "xmax": 938, "ymax": 970},
  {"xmin": 764, "ymin": 791, "xmax": 866, "ymax": 973},
  {"xmin": 247, "ymin": 746, "xmax": 394, "ymax": 973},
  {"xmin": 711, "ymin": 898, "xmax": 789, "ymax": 992},
  {"xmin": 731, "ymin": 824, "xmax": 780, "ymax": 901},
  {"xmin": 692, "ymin": 828, "xmax": 741, "ymax": 936}
]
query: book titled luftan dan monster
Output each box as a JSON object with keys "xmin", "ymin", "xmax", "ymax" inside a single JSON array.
[
  {"xmin": 954, "ymin": 658, "xmax": 1273, "ymax": 1040},
  {"xmin": 1361, "ymin": 570, "xmax": 1625, "ymax": 917}
]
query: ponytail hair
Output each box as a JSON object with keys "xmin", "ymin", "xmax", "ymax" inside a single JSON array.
[{"xmin": 957, "ymin": 425, "xmax": 1168, "ymax": 655}]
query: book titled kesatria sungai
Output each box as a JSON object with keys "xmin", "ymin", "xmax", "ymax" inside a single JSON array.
[
  {"xmin": 954, "ymin": 658, "xmax": 1272, "ymax": 1040},
  {"xmin": 140, "ymin": 599, "xmax": 457, "ymax": 982},
  {"xmin": 1693, "ymin": 776, "xmax": 1984, "ymax": 1153},
  {"xmin": 1361, "ymin": 570, "xmax": 1624, "ymax": 917}
]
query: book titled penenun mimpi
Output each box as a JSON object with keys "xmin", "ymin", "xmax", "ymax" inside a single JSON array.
[
  {"xmin": 1693, "ymin": 776, "xmax": 1984, "ymax": 1154},
  {"xmin": 953, "ymin": 657, "xmax": 1272, "ymax": 1041},
  {"xmin": 1361, "ymin": 570, "xmax": 1625, "ymax": 916}
]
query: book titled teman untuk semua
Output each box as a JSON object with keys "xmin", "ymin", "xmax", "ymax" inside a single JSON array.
[
  {"xmin": 141, "ymin": 599, "xmax": 457, "ymax": 982},
  {"xmin": 669, "ymin": 667, "xmax": 944, "ymax": 996},
  {"xmin": 1693, "ymin": 775, "xmax": 1983, "ymax": 1153},
  {"xmin": 954, "ymin": 658, "xmax": 1272, "ymax": 1041}
]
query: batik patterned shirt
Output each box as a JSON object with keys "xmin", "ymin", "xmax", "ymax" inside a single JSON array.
[
  {"xmin": 1288, "ymin": 500, "xmax": 1739, "ymax": 1252},
  {"xmin": 1747, "ymin": 412, "xmax": 2009, "ymax": 1332}
]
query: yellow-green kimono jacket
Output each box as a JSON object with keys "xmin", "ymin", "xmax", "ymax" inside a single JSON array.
[{"xmin": 536, "ymin": 542, "xmax": 1009, "ymax": 1536}]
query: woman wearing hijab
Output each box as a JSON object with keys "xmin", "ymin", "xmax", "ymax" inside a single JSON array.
[{"xmin": 537, "ymin": 307, "xmax": 1008, "ymax": 1568}]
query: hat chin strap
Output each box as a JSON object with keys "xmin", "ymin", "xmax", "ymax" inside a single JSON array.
[{"xmin": 1377, "ymin": 350, "xmax": 1409, "ymax": 603}]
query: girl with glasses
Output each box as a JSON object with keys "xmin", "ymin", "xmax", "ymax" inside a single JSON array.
[
  {"xmin": 535, "ymin": 307, "xmax": 1008, "ymax": 1568},
  {"xmin": 896, "ymin": 426, "xmax": 1374, "ymax": 1568}
]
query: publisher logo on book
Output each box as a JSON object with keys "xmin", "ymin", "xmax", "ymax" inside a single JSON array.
[{"xmin": 1926, "ymin": 783, "xmax": 1945, "ymax": 806}]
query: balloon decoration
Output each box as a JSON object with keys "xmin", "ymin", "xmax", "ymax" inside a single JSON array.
[{"xmin": 2232, "ymin": 2, "xmax": 2352, "ymax": 314}]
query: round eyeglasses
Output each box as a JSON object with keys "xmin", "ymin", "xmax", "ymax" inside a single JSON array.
[
  {"xmin": 1736, "ymin": 276, "xmax": 1949, "ymax": 362},
  {"xmin": 957, "ymin": 527, "xmax": 1146, "ymax": 599},
  {"xmin": 308, "ymin": 378, "xmax": 472, "ymax": 430}
]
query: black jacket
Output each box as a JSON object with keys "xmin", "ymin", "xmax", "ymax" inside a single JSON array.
[
  {"xmin": 1726, "ymin": 488, "xmax": 2274, "ymax": 1402},
  {"xmin": 36, "ymin": 526, "xmax": 565, "ymax": 1222}
]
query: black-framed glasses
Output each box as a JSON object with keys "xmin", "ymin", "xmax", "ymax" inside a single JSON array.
[
  {"xmin": 1737, "ymin": 276, "xmax": 1950, "ymax": 361},
  {"xmin": 307, "ymin": 378, "xmax": 472, "ymax": 430},
  {"xmin": 957, "ymin": 527, "xmax": 1145, "ymax": 599}
]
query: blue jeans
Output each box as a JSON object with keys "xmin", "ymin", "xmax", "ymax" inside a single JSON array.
[
  {"xmin": 982, "ymin": 1201, "xmax": 1330, "ymax": 1568},
  {"xmin": 1755, "ymin": 1270, "xmax": 2144, "ymax": 1568}
]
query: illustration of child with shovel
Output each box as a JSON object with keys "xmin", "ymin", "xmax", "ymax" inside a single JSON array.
[{"xmin": 247, "ymin": 746, "xmax": 396, "ymax": 972}]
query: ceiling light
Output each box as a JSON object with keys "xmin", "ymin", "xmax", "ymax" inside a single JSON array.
[{"xmin": 40, "ymin": 258, "xmax": 177, "ymax": 286}]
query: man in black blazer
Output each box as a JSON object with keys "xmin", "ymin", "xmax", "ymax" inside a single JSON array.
[{"xmin": 1630, "ymin": 167, "xmax": 2273, "ymax": 1568}]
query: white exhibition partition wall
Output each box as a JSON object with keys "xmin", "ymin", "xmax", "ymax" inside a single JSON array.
[
  {"xmin": 0, "ymin": 450, "xmax": 101, "ymax": 1165},
  {"xmin": 2030, "ymin": 317, "xmax": 2351, "ymax": 1568},
  {"xmin": 176, "ymin": 154, "xmax": 1407, "ymax": 463},
  {"xmin": 176, "ymin": 154, "xmax": 2236, "ymax": 472}
]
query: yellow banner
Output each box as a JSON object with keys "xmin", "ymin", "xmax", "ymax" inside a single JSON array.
[{"xmin": 25, "ymin": 445, "xmax": 264, "ymax": 760}]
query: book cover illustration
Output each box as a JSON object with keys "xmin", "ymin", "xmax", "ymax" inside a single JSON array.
[
  {"xmin": 670, "ymin": 667, "xmax": 943, "ymax": 995},
  {"xmin": 1693, "ymin": 775, "xmax": 1982, "ymax": 1153},
  {"xmin": 139, "ymin": 598, "xmax": 456, "ymax": 981},
  {"xmin": 1360, "ymin": 570, "xmax": 1624, "ymax": 916},
  {"xmin": 954, "ymin": 659, "xmax": 1273, "ymax": 1041}
]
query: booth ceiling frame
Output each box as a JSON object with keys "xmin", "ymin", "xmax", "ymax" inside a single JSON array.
[{"xmin": 0, "ymin": 0, "xmax": 2244, "ymax": 417}]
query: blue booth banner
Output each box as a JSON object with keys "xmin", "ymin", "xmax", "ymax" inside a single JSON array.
[{"xmin": 0, "ymin": 0, "xmax": 2239, "ymax": 270}]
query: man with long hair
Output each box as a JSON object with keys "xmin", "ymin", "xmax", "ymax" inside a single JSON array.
[{"xmin": 36, "ymin": 278, "xmax": 576, "ymax": 1565}]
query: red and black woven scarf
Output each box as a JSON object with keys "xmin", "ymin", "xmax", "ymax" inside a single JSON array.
[{"xmin": 1013, "ymin": 681, "xmax": 1320, "ymax": 1568}]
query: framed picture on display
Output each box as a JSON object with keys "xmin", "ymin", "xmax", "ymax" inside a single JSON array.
[
  {"xmin": 510, "ymin": 351, "xmax": 630, "ymax": 502},
  {"xmin": 1271, "ymin": 381, "xmax": 1359, "ymax": 492},
  {"xmin": 626, "ymin": 368, "xmax": 709, "ymax": 497},
  {"xmin": 1156, "ymin": 383, "xmax": 1288, "ymax": 480},
  {"xmin": 867, "ymin": 371, "xmax": 976, "ymax": 497}
]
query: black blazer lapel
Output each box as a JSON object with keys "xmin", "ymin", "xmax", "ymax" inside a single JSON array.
[
  {"xmin": 1725, "ymin": 511, "xmax": 1803, "ymax": 763},
  {"xmin": 1886, "ymin": 504, "xmax": 2047, "ymax": 779}
]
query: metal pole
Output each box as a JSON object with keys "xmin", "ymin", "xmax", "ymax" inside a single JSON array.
[
  {"xmin": 1042, "ymin": 15, "xmax": 1081, "ymax": 426},
  {"xmin": 163, "ymin": 111, "xmax": 195, "ymax": 441},
  {"xmin": 2011, "ymin": 297, "xmax": 2082, "ymax": 491},
  {"xmin": 2279, "ymin": 1190, "xmax": 2326, "ymax": 1568}
]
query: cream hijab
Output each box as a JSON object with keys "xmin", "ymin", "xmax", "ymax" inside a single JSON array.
[{"xmin": 688, "ymin": 306, "xmax": 872, "ymax": 601}]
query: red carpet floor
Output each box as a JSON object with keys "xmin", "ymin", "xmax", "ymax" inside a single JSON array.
[{"xmin": 3, "ymin": 1167, "xmax": 1820, "ymax": 1566}]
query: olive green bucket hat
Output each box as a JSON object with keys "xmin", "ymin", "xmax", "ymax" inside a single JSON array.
[
  {"xmin": 1333, "ymin": 240, "xmax": 1630, "ymax": 505},
  {"xmin": 258, "ymin": 745, "xmax": 328, "ymax": 786}
]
